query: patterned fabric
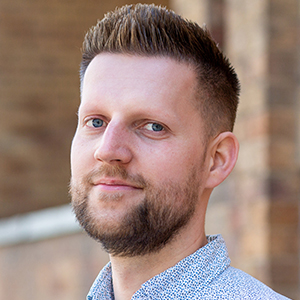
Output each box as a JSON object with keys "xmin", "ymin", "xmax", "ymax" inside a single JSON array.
[{"xmin": 87, "ymin": 235, "xmax": 290, "ymax": 300}]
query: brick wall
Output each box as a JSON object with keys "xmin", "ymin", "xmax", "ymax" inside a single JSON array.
[
  {"xmin": 267, "ymin": 0, "xmax": 300, "ymax": 296},
  {"xmin": 1, "ymin": 0, "xmax": 299, "ymax": 299},
  {"xmin": 0, "ymin": 0, "xmax": 169, "ymax": 218},
  {"xmin": 0, "ymin": 232, "xmax": 109, "ymax": 300},
  {"xmin": 224, "ymin": 0, "xmax": 273, "ymax": 284}
]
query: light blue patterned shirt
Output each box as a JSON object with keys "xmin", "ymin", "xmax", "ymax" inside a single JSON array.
[{"xmin": 87, "ymin": 235, "xmax": 290, "ymax": 299}]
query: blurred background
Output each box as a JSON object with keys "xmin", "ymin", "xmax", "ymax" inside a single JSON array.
[{"xmin": 0, "ymin": 0, "xmax": 299, "ymax": 299}]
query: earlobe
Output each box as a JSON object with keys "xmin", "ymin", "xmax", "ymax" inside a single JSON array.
[{"xmin": 205, "ymin": 132, "xmax": 239, "ymax": 189}]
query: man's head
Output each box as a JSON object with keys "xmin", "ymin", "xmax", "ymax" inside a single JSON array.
[
  {"xmin": 70, "ymin": 4, "xmax": 240, "ymax": 257},
  {"xmin": 80, "ymin": 4, "xmax": 240, "ymax": 138}
]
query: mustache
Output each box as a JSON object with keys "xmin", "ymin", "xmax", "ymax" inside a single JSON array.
[{"xmin": 86, "ymin": 164, "xmax": 147, "ymax": 189}]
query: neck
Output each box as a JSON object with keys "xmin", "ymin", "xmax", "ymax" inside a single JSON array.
[{"xmin": 110, "ymin": 222, "xmax": 208, "ymax": 300}]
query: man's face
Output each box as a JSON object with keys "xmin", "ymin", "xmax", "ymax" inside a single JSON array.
[{"xmin": 70, "ymin": 54, "xmax": 210, "ymax": 256}]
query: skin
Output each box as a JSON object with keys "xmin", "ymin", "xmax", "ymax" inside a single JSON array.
[{"xmin": 71, "ymin": 54, "xmax": 239, "ymax": 300}]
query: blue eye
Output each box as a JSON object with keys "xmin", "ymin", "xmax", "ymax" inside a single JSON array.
[
  {"xmin": 144, "ymin": 123, "xmax": 164, "ymax": 132},
  {"xmin": 93, "ymin": 119, "xmax": 103, "ymax": 127},
  {"xmin": 151, "ymin": 123, "xmax": 164, "ymax": 131},
  {"xmin": 87, "ymin": 118, "xmax": 104, "ymax": 128}
]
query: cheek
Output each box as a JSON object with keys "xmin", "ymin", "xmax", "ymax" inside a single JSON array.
[
  {"xmin": 140, "ymin": 143, "xmax": 197, "ymax": 182},
  {"xmin": 70, "ymin": 135, "xmax": 94, "ymax": 178}
]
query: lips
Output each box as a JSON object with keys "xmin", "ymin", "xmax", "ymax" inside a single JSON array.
[{"xmin": 92, "ymin": 178, "xmax": 143, "ymax": 191}]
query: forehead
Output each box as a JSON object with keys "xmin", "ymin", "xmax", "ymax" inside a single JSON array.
[
  {"xmin": 83, "ymin": 53, "xmax": 195, "ymax": 80},
  {"xmin": 80, "ymin": 54, "xmax": 199, "ymax": 117}
]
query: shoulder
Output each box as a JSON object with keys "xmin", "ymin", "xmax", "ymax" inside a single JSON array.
[
  {"xmin": 195, "ymin": 266, "xmax": 291, "ymax": 300},
  {"xmin": 134, "ymin": 235, "xmax": 291, "ymax": 299}
]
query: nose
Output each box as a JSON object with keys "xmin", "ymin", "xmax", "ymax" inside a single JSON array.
[{"xmin": 94, "ymin": 121, "xmax": 133, "ymax": 165}]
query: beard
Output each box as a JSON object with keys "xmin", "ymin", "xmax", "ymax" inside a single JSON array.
[{"xmin": 70, "ymin": 164, "xmax": 201, "ymax": 257}]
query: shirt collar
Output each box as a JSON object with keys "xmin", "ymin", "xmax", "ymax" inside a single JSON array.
[
  {"xmin": 87, "ymin": 262, "xmax": 113, "ymax": 300},
  {"xmin": 132, "ymin": 235, "xmax": 230, "ymax": 299}
]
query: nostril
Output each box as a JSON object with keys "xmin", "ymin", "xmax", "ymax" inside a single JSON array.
[{"xmin": 93, "ymin": 139, "xmax": 133, "ymax": 164}]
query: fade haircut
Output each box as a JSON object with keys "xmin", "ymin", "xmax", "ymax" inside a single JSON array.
[{"xmin": 80, "ymin": 4, "xmax": 240, "ymax": 136}]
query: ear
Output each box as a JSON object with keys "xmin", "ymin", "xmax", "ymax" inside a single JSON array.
[{"xmin": 205, "ymin": 132, "xmax": 239, "ymax": 189}]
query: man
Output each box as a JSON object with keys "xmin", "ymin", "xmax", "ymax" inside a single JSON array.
[{"xmin": 70, "ymin": 4, "xmax": 290, "ymax": 300}]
